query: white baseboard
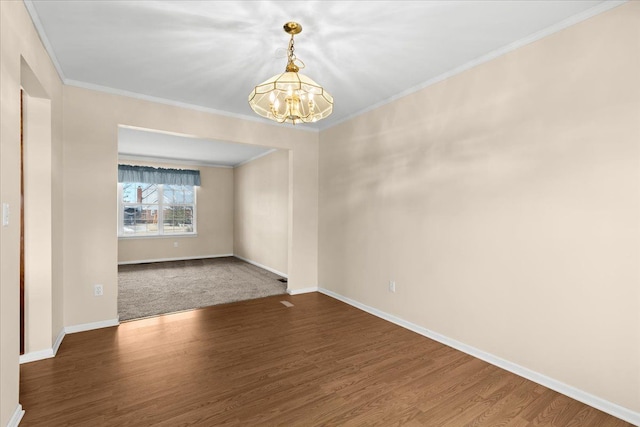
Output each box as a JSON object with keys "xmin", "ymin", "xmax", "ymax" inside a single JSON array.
[
  {"xmin": 318, "ymin": 287, "xmax": 640, "ymax": 426},
  {"xmin": 118, "ymin": 253, "xmax": 233, "ymax": 265},
  {"xmin": 53, "ymin": 327, "xmax": 65, "ymax": 355},
  {"xmin": 233, "ymin": 255, "xmax": 288, "ymax": 278},
  {"xmin": 19, "ymin": 348, "xmax": 54, "ymax": 364},
  {"xmin": 287, "ymin": 286, "xmax": 318, "ymax": 295},
  {"xmin": 7, "ymin": 404, "xmax": 24, "ymax": 427},
  {"xmin": 19, "ymin": 327, "xmax": 67, "ymax": 364},
  {"xmin": 21, "ymin": 320, "xmax": 117, "ymax": 364},
  {"xmin": 64, "ymin": 318, "xmax": 119, "ymax": 334}
]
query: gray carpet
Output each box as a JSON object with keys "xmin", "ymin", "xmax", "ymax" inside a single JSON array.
[{"xmin": 118, "ymin": 257, "xmax": 287, "ymax": 321}]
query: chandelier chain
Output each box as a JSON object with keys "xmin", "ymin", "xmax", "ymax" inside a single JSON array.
[
  {"xmin": 286, "ymin": 35, "xmax": 305, "ymax": 71},
  {"xmin": 288, "ymin": 35, "xmax": 295, "ymax": 63}
]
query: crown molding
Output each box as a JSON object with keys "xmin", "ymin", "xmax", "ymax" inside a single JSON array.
[
  {"xmin": 319, "ymin": 0, "xmax": 629, "ymax": 131},
  {"xmin": 24, "ymin": 0, "xmax": 626, "ymax": 133},
  {"xmin": 23, "ymin": 0, "xmax": 67, "ymax": 81},
  {"xmin": 23, "ymin": 0, "xmax": 319, "ymax": 134},
  {"xmin": 64, "ymin": 78, "xmax": 319, "ymax": 133}
]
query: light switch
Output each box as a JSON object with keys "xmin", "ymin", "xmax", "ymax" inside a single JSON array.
[{"xmin": 2, "ymin": 203, "xmax": 9, "ymax": 227}]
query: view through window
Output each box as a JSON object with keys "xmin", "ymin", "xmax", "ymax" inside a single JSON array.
[{"xmin": 118, "ymin": 182, "xmax": 196, "ymax": 237}]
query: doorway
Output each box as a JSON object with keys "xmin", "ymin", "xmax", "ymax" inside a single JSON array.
[
  {"xmin": 116, "ymin": 126, "xmax": 291, "ymax": 320},
  {"xmin": 19, "ymin": 58, "xmax": 54, "ymax": 359}
]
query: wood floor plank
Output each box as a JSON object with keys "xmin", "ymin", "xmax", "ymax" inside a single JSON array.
[{"xmin": 19, "ymin": 293, "xmax": 633, "ymax": 426}]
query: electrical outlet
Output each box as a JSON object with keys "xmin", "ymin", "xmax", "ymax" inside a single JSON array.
[
  {"xmin": 94, "ymin": 284, "xmax": 104, "ymax": 297},
  {"xmin": 389, "ymin": 280, "xmax": 396, "ymax": 293},
  {"xmin": 173, "ymin": 241, "xmax": 179, "ymax": 248}
]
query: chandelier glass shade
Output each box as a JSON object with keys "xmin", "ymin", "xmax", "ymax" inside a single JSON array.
[{"xmin": 248, "ymin": 22, "xmax": 333, "ymax": 125}]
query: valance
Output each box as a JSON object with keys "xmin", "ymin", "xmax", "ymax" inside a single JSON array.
[{"xmin": 118, "ymin": 164, "xmax": 201, "ymax": 186}]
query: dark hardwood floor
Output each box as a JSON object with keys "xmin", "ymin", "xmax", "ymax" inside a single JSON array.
[{"xmin": 20, "ymin": 293, "xmax": 631, "ymax": 426}]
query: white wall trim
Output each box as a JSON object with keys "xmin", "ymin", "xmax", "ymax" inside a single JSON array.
[
  {"xmin": 25, "ymin": 0, "xmax": 625, "ymax": 135},
  {"xmin": 287, "ymin": 286, "xmax": 318, "ymax": 295},
  {"xmin": 52, "ymin": 327, "xmax": 65, "ymax": 355},
  {"xmin": 233, "ymin": 255, "xmax": 288, "ymax": 278},
  {"xmin": 64, "ymin": 318, "xmax": 119, "ymax": 334},
  {"xmin": 64, "ymin": 79, "xmax": 319, "ymax": 133},
  {"xmin": 23, "ymin": 1, "xmax": 66, "ymax": 81},
  {"xmin": 19, "ymin": 348, "xmax": 54, "ymax": 364},
  {"xmin": 118, "ymin": 254, "xmax": 233, "ymax": 265},
  {"xmin": 18, "ymin": 327, "xmax": 67, "ymax": 364},
  {"xmin": 318, "ymin": 0, "xmax": 629, "ymax": 131},
  {"xmin": 318, "ymin": 287, "xmax": 640, "ymax": 426},
  {"xmin": 7, "ymin": 404, "xmax": 25, "ymax": 427}
]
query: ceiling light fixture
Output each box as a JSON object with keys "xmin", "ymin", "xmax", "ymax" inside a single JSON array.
[{"xmin": 248, "ymin": 22, "xmax": 333, "ymax": 125}]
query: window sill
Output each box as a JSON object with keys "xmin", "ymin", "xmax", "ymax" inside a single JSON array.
[{"xmin": 118, "ymin": 233, "xmax": 198, "ymax": 240}]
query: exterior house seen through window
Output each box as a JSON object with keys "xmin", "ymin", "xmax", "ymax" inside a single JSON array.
[{"xmin": 118, "ymin": 182, "xmax": 196, "ymax": 237}]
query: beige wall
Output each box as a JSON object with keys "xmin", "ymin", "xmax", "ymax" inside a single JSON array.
[
  {"xmin": 234, "ymin": 150, "xmax": 289, "ymax": 276},
  {"xmin": 4, "ymin": 0, "xmax": 636, "ymax": 424},
  {"xmin": 23, "ymin": 94, "xmax": 53, "ymax": 354},
  {"xmin": 63, "ymin": 85, "xmax": 319, "ymax": 326},
  {"xmin": 118, "ymin": 160, "xmax": 234, "ymax": 263},
  {"xmin": 0, "ymin": 1, "xmax": 64, "ymax": 425},
  {"xmin": 0, "ymin": 8, "xmax": 317, "ymax": 422},
  {"xmin": 319, "ymin": 2, "xmax": 639, "ymax": 415}
]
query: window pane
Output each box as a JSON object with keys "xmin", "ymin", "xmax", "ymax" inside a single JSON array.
[
  {"xmin": 164, "ymin": 184, "xmax": 194, "ymax": 204},
  {"xmin": 163, "ymin": 206, "xmax": 194, "ymax": 234},
  {"xmin": 122, "ymin": 205, "xmax": 159, "ymax": 236},
  {"xmin": 122, "ymin": 182, "xmax": 159, "ymax": 204}
]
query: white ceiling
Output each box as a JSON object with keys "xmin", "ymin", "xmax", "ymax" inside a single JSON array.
[{"xmin": 25, "ymin": 0, "xmax": 622, "ymax": 162}]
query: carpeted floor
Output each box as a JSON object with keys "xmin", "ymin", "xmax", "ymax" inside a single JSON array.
[{"xmin": 118, "ymin": 257, "xmax": 287, "ymax": 321}]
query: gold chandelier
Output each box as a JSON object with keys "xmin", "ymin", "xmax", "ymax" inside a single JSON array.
[{"xmin": 248, "ymin": 22, "xmax": 333, "ymax": 125}]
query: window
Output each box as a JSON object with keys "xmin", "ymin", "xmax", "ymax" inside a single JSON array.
[
  {"xmin": 162, "ymin": 184, "xmax": 196, "ymax": 235},
  {"xmin": 118, "ymin": 182, "xmax": 196, "ymax": 237},
  {"xmin": 117, "ymin": 165, "xmax": 200, "ymax": 238}
]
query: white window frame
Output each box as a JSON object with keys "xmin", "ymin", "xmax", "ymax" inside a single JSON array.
[{"xmin": 117, "ymin": 182, "xmax": 197, "ymax": 238}]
